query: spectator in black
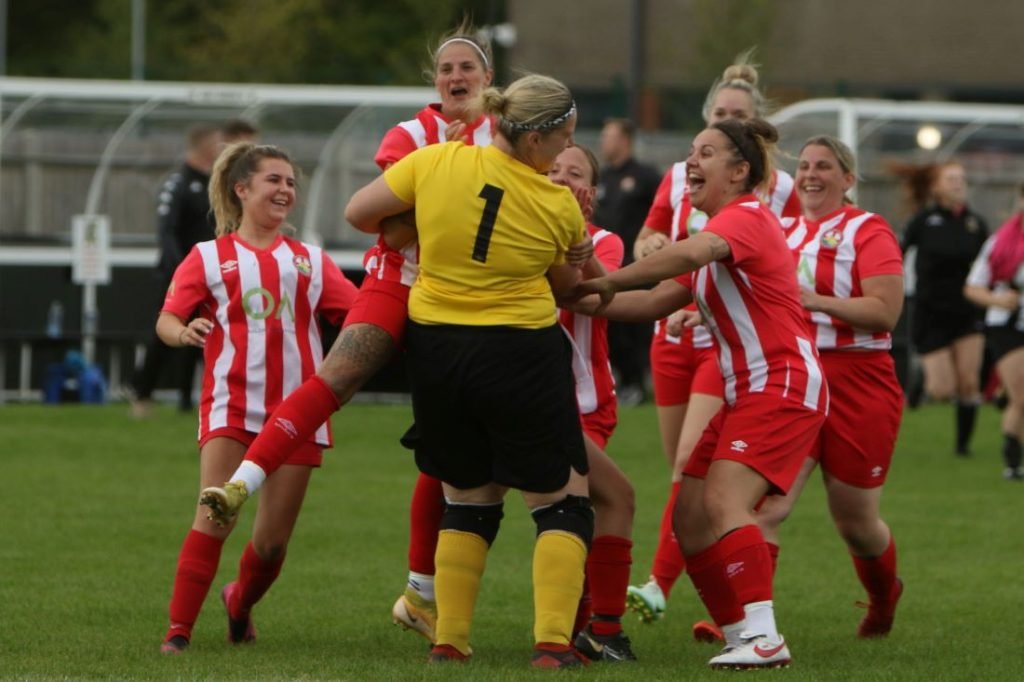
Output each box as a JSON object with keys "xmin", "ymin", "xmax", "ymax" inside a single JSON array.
[
  {"xmin": 898, "ymin": 161, "xmax": 988, "ymax": 455},
  {"xmin": 130, "ymin": 123, "xmax": 222, "ymax": 418},
  {"xmin": 593, "ymin": 118, "xmax": 661, "ymax": 406}
]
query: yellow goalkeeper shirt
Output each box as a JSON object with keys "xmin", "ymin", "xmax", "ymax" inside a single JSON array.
[{"xmin": 384, "ymin": 142, "xmax": 585, "ymax": 329}]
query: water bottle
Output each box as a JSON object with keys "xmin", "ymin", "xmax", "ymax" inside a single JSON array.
[{"xmin": 46, "ymin": 301, "xmax": 64, "ymax": 338}]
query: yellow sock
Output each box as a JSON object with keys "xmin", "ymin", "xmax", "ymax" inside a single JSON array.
[
  {"xmin": 434, "ymin": 530, "xmax": 489, "ymax": 656},
  {"xmin": 533, "ymin": 530, "xmax": 587, "ymax": 645}
]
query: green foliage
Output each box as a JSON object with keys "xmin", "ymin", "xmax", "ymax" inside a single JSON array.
[
  {"xmin": 6, "ymin": 0, "xmax": 501, "ymax": 84},
  {"xmin": 690, "ymin": 0, "xmax": 777, "ymax": 86},
  {"xmin": 7, "ymin": 0, "xmax": 121, "ymax": 78},
  {"xmin": 2, "ymin": 401, "xmax": 1021, "ymax": 680}
]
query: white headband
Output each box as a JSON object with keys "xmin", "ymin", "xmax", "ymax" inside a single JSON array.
[
  {"xmin": 437, "ymin": 37, "xmax": 490, "ymax": 71},
  {"xmin": 507, "ymin": 102, "xmax": 578, "ymax": 133}
]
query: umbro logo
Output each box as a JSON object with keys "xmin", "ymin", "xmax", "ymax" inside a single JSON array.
[
  {"xmin": 730, "ymin": 440, "xmax": 749, "ymax": 452},
  {"xmin": 220, "ymin": 260, "xmax": 238, "ymax": 273},
  {"xmin": 274, "ymin": 418, "xmax": 298, "ymax": 439},
  {"xmin": 726, "ymin": 561, "xmax": 745, "ymax": 577},
  {"xmin": 871, "ymin": 465, "xmax": 884, "ymax": 478}
]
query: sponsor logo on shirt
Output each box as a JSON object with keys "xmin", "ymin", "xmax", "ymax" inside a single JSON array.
[
  {"xmin": 730, "ymin": 439, "xmax": 749, "ymax": 453},
  {"xmin": 293, "ymin": 255, "xmax": 312, "ymax": 276},
  {"xmin": 820, "ymin": 228, "xmax": 843, "ymax": 249},
  {"xmin": 243, "ymin": 287, "xmax": 296, "ymax": 321}
]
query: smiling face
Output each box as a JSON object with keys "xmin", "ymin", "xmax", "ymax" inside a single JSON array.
[
  {"xmin": 434, "ymin": 41, "xmax": 493, "ymax": 122},
  {"xmin": 548, "ymin": 145, "xmax": 596, "ymax": 212},
  {"xmin": 236, "ymin": 158, "xmax": 296, "ymax": 230},
  {"xmin": 796, "ymin": 143, "xmax": 855, "ymax": 221},
  {"xmin": 707, "ymin": 86, "xmax": 756, "ymax": 124},
  {"xmin": 685, "ymin": 128, "xmax": 749, "ymax": 216}
]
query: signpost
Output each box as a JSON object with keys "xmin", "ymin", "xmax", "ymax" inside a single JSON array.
[{"xmin": 71, "ymin": 214, "xmax": 111, "ymax": 365}]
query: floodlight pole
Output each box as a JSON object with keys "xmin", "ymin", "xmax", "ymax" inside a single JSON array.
[
  {"xmin": 0, "ymin": 0, "xmax": 7, "ymax": 77},
  {"xmin": 628, "ymin": 0, "xmax": 646, "ymax": 125},
  {"xmin": 131, "ymin": 0, "xmax": 145, "ymax": 80}
]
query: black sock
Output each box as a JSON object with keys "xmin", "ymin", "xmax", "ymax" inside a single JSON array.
[
  {"xmin": 1003, "ymin": 434, "xmax": 1022, "ymax": 470},
  {"xmin": 955, "ymin": 402, "xmax": 977, "ymax": 455}
]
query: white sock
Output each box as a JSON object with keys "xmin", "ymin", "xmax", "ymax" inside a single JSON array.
[
  {"xmin": 743, "ymin": 600, "xmax": 779, "ymax": 641},
  {"xmin": 722, "ymin": 620, "xmax": 748, "ymax": 647},
  {"xmin": 408, "ymin": 571, "xmax": 435, "ymax": 601},
  {"xmin": 230, "ymin": 461, "xmax": 267, "ymax": 495}
]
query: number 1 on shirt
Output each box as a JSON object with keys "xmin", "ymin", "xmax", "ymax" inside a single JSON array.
[{"xmin": 473, "ymin": 184, "xmax": 505, "ymax": 263}]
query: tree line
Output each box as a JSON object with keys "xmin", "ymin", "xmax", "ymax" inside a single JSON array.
[{"xmin": 7, "ymin": 0, "xmax": 502, "ymax": 84}]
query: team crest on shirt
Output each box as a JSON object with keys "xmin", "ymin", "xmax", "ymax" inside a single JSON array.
[
  {"xmin": 820, "ymin": 228, "xmax": 843, "ymax": 249},
  {"xmin": 687, "ymin": 211, "xmax": 708, "ymax": 235},
  {"xmin": 966, "ymin": 216, "xmax": 980, "ymax": 233},
  {"xmin": 293, "ymin": 255, "xmax": 312, "ymax": 276}
]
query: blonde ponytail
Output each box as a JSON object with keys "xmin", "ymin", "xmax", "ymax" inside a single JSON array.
[{"xmin": 209, "ymin": 143, "xmax": 295, "ymax": 236}]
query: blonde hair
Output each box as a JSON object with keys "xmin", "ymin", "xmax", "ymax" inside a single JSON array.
[
  {"xmin": 479, "ymin": 74, "xmax": 575, "ymax": 144},
  {"xmin": 209, "ymin": 143, "xmax": 296, "ymax": 236},
  {"xmin": 424, "ymin": 17, "xmax": 494, "ymax": 81},
  {"xmin": 711, "ymin": 118, "xmax": 779, "ymax": 195},
  {"xmin": 802, "ymin": 135, "xmax": 858, "ymax": 204},
  {"xmin": 802, "ymin": 135, "xmax": 856, "ymax": 176},
  {"xmin": 702, "ymin": 48, "xmax": 773, "ymax": 122}
]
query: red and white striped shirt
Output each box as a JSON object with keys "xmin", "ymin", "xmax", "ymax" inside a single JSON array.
[
  {"xmin": 366, "ymin": 105, "xmax": 495, "ymax": 286},
  {"xmin": 559, "ymin": 225, "xmax": 624, "ymax": 414},
  {"xmin": 785, "ymin": 206, "xmax": 903, "ymax": 350},
  {"xmin": 163, "ymin": 233, "xmax": 358, "ymax": 444},
  {"xmin": 680, "ymin": 195, "xmax": 826, "ymax": 410},
  {"xmin": 645, "ymin": 165, "xmax": 802, "ymax": 349}
]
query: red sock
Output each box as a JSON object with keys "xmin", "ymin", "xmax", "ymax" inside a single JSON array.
[
  {"xmin": 408, "ymin": 473, "xmax": 445, "ymax": 575},
  {"xmin": 715, "ymin": 524, "xmax": 773, "ymax": 606},
  {"xmin": 572, "ymin": 578, "xmax": 592, "ymax": 639},
  {"xmin": 852, "ymin": 535, "xmax": 899, "ymax": 603},
  {"xmin": 245, "ymin": 375, "xmax": 340, "ymax": 476},
  {"xmin": 230, "ymin": 542, "xmax": 286, "ymax": 618},
  {"xmin": 166, "ymin": 530, "xmax": 225, "ymax": 640},
  {"xmin": 686, "ymin": 542, "xmax": 744, "ymax": 626},
  {"xmin": 587, "ymin": 535, "xmax": 632, "ymax": 636},
  {"xmin": 767, "ymin": 542, "xmax": 780, "ymax": 575},
  {"xmin": 651, "ymin": 481, "xmax": 685, "ymax": 597}
]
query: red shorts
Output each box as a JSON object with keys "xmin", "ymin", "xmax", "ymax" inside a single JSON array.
[
  {"xmin": 813, "ymin": 351, "xmax": 904, "ymax": 487},
  {"xmin": 200, "ymin": 426, "xmax": 323, "ymax": 467},
  {"xmin": 581, "ymin": 397, "xmax": 618, "ymax": 450},
  {"xmin": 342, "ymin": 275, "xmax": 410, "ymax": 345},
  {"xmin": 650, "ymin": 333, "xmax": 723, "ymax": 406},
  {"xmin": 683, "ymin": 393, "xmax": 825, "ymax": 495}
]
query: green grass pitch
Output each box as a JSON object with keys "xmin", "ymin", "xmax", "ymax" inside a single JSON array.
[{"xmin": 2, "ymin": 401, "xmax": 1021, "ymax": 680}]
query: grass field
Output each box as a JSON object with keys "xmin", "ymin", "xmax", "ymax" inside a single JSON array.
[{"xmin": 2, "ymin": 400, "xmax": 1021, "ymax": 680}]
